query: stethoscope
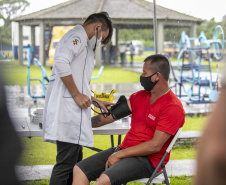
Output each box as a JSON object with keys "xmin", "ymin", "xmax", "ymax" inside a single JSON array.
[{"xmin": 91, "ymin": 100, "xmax": 110, "ymax": 118}]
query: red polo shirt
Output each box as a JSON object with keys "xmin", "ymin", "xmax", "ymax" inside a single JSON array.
[{"xmin": 119, "ymin": 90, "xmax": 185, "ymax": 169}]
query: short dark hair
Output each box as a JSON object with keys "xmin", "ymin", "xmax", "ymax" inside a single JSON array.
[
  {"xmin": 144, "ymin": 54, "xmax": 170, "ymax": 81},
  {"xmin": 84, "ymin": 12, "xmax": 113, "ymax": 45}
]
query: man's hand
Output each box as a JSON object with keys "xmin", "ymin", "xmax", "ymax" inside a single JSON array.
[
  {"xmin": 60, "ymin": 75, "xmax": 91, "ymax": 109},
  {"xmin": 92, "ymin": 98, "xmax": 115, "ymax": 113},
  {"xmin": 105, "ymin": 152, "xmax": 121, "ymax": 169},
  {"xmin": 73, "ymin": 93, "xmax": 91, "ymax": 109}
]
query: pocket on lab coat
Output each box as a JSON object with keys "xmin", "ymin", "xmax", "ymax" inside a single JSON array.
[
  {"xmin": 63, "ymin": 86, "xmax": 73, "ymax": 98},
  {"xmin": 59, "ymin": 97, "xmax": 81, "ymax": 125},
  {"xmin": 56, "ymin": 98, "xmax": 82, "ymax": 142}
]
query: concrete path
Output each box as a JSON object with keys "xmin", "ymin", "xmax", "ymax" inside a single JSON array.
[{"xmin": 16, "ymin": 160, "xmax": 196, "ymax": 181}]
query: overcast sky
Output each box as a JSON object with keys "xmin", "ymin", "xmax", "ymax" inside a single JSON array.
[{"xmin": 22, "ymin": 0, "xmax": 226, "ymax": 22}]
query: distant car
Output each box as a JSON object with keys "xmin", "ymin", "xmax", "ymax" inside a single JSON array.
[
  {"xmin": 163, "ymin": 41, "xmax": 179, "ymax": 56},
  {"xmin": 131, "ymin": 40, "xmax": 144, "ymax": 56}
]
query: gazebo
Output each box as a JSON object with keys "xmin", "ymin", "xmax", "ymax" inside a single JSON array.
[{"xmin": 12, "ymin": 0, "xmax": 202, "ymax": 65}]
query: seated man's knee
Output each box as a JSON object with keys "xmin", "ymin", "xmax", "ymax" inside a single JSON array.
[
  {"xmin": 73, "ymin": 165, "xmax": 79, "ymax": 175},
  {"xmin": 96, "ymin": 174, "xmax": 111, "ymax": 185},
  {"xmin": 73, "ymin": 165, "xmax": 89, "ymax": 183},
  {"xmin": 73, "ymin": 165, "xmax": 83, "ymax": 176}
]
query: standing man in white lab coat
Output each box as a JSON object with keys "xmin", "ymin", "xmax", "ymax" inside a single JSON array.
[{"xmin": 42, "ymin": 12, "xmax": 113, "ymax": 185}]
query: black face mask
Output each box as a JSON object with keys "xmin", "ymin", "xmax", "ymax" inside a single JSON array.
[{"xmin": 140, "ymin": 72, "xmax": 159, "ymax": 91}]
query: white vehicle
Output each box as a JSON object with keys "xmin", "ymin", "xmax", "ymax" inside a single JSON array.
[
  {"xmin": 130, "ymin": 40, "xmax": 144, "ymax": 55},
  {"xmin": 119, "ymin": 40, "xmax": 144, "ymax": 56}
]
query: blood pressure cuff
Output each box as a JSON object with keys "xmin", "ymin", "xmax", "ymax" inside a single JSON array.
[{"xmin": 109, "ymin": 95, "xmax": 131, "ymax": 120}]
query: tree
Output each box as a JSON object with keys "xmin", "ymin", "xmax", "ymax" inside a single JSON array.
[
  {"xmin": 118, "ymin": 18, "xmax": 225, "ymax": 49},
  {"xmin": 197, "ymin": 18, "xmax": 221, "ymax": 39},
  {"xmin": 0, "ymin": 0, "xmax": 29, "ymax": 46},
  {"xmin": 164, "ymin": 27, "xmax": 190, "ymax": 42},
  {"xmin": 119, "ymin": 29, "xmax": 155, "ymax": 47}
]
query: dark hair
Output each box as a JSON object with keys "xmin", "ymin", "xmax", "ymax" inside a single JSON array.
[
  {"xmin": 84, "ymin": 12, "xmax": 113, "ymax": 45},
  {"xmin": 144, "ymin": 54, "xmax": 170, "ymax": 81}
]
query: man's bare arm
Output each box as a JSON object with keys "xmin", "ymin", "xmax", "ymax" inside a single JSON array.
[
  {"xmin": 117, "ymin": 130, "xmax": 170, "ymax": 157},
  {"xmin": 92, "ymin": 99, "xmax": 132, "ymax": 128},
  {"xmin": 105, "ymin": 130, "xmax": 171, "ymax": 168},
  {"xmin": 91, "ymin": 114, "xmax": 114, "ymax": 128}
]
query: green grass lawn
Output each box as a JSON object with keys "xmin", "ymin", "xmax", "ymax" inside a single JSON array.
[
  {"xmin": 183, "ymin": 115, "xmax": 207, "ymax": 131},
  {"xmin": 23, "ymin": 175, "xmax": 193, "ymax": 185},
  {"xmin": 91, "ymin": 66, "xmax": 140, "ymax": 84},
  {"xmin": 0, "ymin": 50, "xmax": 13, "ymax": 59},
  {"xmin": 19, "ymin": 137, "xmax": 197, "ymax": 167},
  {"xmin": 18, "ymin": 115, "xmax": 205, "ymax": 166},
  {"xmin": 1, "ymin": 53, "xmax": 222, "ymax": 86},
  {"xmin": 1, "ymin": 61, "xmax": 140, "ymax": 85},
  {"xmin": 126, "ymin": 51, "xmax": 155, "ymax": 62}
]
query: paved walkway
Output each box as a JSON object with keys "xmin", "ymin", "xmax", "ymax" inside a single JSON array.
[{"xmin": 16, "ymin": 160, "xmax": 196, "ymax": 181}]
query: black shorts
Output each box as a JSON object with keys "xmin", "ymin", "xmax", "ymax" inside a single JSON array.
[{"xmin": 76, "ymin": 147, "xmax": 155, "ymax": 185}]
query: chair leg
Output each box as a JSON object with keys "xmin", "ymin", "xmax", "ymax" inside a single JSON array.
[
  {"xmin": 161, "ymin": 163, "xmax": 170, "ymax": 185},
  {"xmin": 110, "ymin": 135, "xmax": 114, "ymax": 147}
]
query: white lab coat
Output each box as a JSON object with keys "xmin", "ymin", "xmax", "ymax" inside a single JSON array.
[{"xmin": 42, "ymin": 25, "xmax": 95, "ymax": 147}]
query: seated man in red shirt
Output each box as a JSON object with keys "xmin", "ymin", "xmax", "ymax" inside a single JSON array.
[{"xmin": 72, "ymin": 54, "xmax": 185, "ymax": 185}]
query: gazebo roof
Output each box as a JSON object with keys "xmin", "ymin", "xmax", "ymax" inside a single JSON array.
[{"xmin": 12, "ymin": 0, "xmax": 202, "ymax": 24}]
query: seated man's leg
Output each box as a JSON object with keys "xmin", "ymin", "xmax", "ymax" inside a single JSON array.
[
  {"xmin": 73, "ymin": 147, "xmax": 118, "ymax": 185},
  {"xmin": 99, "ymin": 156, "xmax": 155, "ymax": 185},
  {"xmin": 73, "ymin": 147, "xmax": 155, "ymax": 185},
  {"xmin": 73, "ymin": 165, "xmax": 90, "ymax": 185}
]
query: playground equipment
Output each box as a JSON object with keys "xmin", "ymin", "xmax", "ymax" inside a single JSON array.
[
  {"xmin": 91, "ymin": 66, "xmax": 104, "ymax": 79},
  {"xmin": 27, "ymin": 50, "xmax": 104, "ymax": 103},
  {"xmin": 175, "ymin": 25, "xmax": 224, "ymax": 104},
  {"xmin": 27, "ymin": 52, "xmax": 49, "ymax": 103},
  {"xmin": 0, "ymin": 52, "xmax": 7, "ymax": 59},
  {"xmin": 178, "ymin": 25, "xmax": 225, "ymax": 61}
]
